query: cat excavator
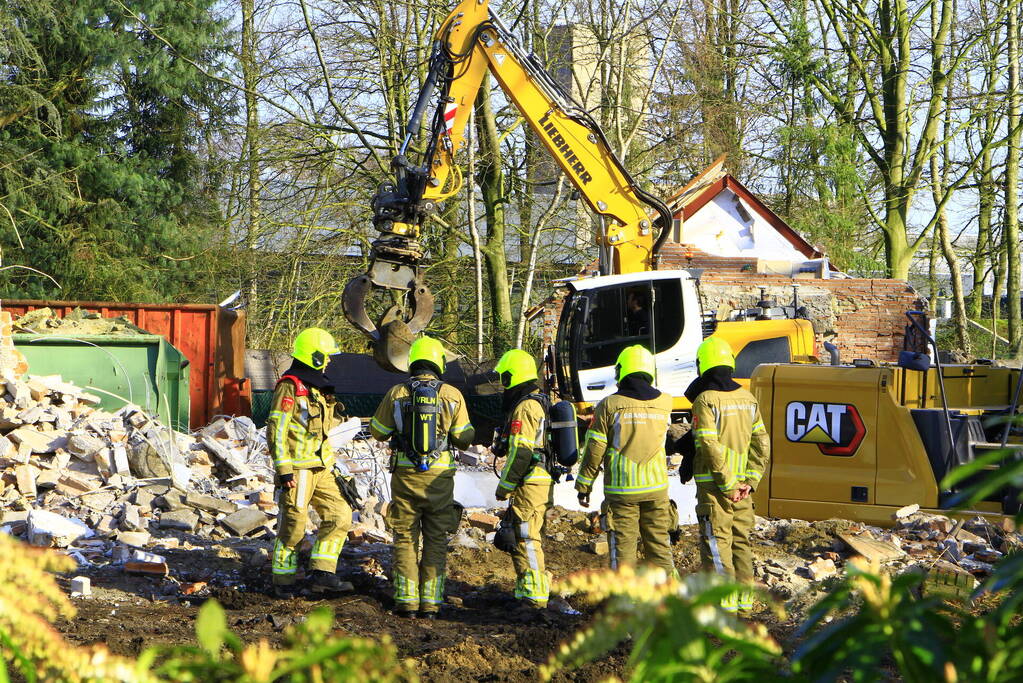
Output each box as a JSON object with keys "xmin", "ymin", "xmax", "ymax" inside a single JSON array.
[
  {"xmin": 342, "ymin": 0, "xmax": 814, "ymax": 411},
  {"xmin": 340, "ymin": 0, "xmax": 1023, "ymax": 522}
]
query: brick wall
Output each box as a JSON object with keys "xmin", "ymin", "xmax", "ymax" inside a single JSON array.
[
  {"xmin": 539, "ymin": 245, "xmax": 925, "ymax": 363},
  {"xmin": 700, "ymin": 273, "xmax": 925, "ymax": 362}
]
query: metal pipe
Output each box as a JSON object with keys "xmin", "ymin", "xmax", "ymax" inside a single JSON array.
[{"xmin": 398, "ymin": 42, "xmax": 442, "ymax": 156}]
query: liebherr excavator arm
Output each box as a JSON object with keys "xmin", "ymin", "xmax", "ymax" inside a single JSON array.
[{"xmin": 342, "ymin": 0, "xmax": 673, "ymax": 371}]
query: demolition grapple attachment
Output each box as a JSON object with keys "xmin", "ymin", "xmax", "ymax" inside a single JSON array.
[{"xmin": 341, "ymin": 258, "xmax": 435, "ymax": 374}]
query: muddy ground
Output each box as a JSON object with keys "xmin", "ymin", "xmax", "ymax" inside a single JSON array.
[{"xmin": 54, "ymin": 507, "xmax": 829, "ymax": 681}]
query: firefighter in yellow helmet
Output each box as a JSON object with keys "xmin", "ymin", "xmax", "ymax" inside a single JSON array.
[
  {"xmin": 492, "ymin": 349, "xmax": 553, "ymax": 609},
  {"xmin": 267, "ymin": 327, "xmax": 352, "ymax": 597},
  {"xmin": 575, "ymin": 345, "xmax": 676, "ymax": 575},
  {"xmin": 369, "ymin": 336, "xmax": 474, "ymax": 618},
  {"xmin": 687, "ymin": 336, "xmax": 770, "ymax": 615}
]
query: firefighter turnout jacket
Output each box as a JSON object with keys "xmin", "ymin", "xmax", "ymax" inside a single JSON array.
[
  {"xmin": 496, "ymin": 397, "xmax": 553, "ymax": 495},
  {"xmin": 267, "ymin": 374, "xmax": 351, "ymax": 585},
  {"xmin": 496, "ymin": 395, "xmax": 552, "ymax": 607},
  {"xmin": 576, "ymin": 392, "xmax": 674, "ymax": 500},
  {"xmin": 369, "ymin": 375, "xmax": 475, "ymax": 467},
  {"xmin": 268, "ymin": 377, "xmax": 344, "ymax": 475},
  {"xmin": 691, "ymin": 387, "xmax": 770, "ymax": 493}
]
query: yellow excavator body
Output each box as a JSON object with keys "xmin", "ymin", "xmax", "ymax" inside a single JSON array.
[{"xmin": 751, "ymin": 362, "xmax": 1021, "ymax": 525}]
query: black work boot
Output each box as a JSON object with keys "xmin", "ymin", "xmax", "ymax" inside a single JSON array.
[
  {"xmin": 271, "ymin": 583, "xmax": 297, "ymax": 600},
  {"xmin": 307, "ymin": 570, "xmax": 354, "ymax": 595}
]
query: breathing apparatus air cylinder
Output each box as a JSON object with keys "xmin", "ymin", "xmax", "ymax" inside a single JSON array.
[
  {"xmin": 549, "ymin": 400, "xmax": 579, "ymax": 468},
  {"xmin": 407, "ymin": 379, "xmax": 441, "ymax": 471}
]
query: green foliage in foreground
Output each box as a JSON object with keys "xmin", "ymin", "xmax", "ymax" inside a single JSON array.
[
  {"xmin": 146, "ymin": 601, "xmax": 415, "ymax": 682},
  {"xmin": 5, "ymin": 450, "xmax": 1023, "ymax": 682},
  {"xmin": 544, "ymin": 451, "xmax": 1023, "ymax": 682}
]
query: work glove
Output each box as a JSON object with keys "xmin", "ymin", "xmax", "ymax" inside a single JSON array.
[
  {"xmin": 577, "ymin": 492, "xmax": 590, "ymax": 508},
  {"xmin": 278, "ymin": 473, "xmax": 296, "ymax": 489}
]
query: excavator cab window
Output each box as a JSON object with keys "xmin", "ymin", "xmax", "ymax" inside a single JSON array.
[{"xmin": 555, "ymin": 279, "xmax": 684, "ymax": 399}]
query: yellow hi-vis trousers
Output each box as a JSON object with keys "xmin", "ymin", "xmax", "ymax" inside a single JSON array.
[
  {"xmin": 387, "ymin": 469, "xmax": 457, "ymax": 613},
  {"xmin": 509, "ymin": 479, "xmax": 553, "ymax": 607},
  {"xmin": 273, "ymin": 467, "xmax": 353, "ymax": 585},
  {"xmin": 696, "ymin": 485, "xmax": 755, "ymax": 613},
  {"xmin": 603, "ymin": 494, "xmax": 677, "ymax": 576}
]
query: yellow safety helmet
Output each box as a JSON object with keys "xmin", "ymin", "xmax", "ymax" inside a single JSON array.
[
  {"xmin": 615, "ymin": 344, "xmax": 656, "ymax": 382},
  {"xmin": 696, "ymin": 336, "xmax": 735, "ymax": 375},
  {"xmin": 293, "ymin": 327, "xmax": 340, "ymax": 370},
  {"xmin": 408, "ymin": 336, "xmax": 446, "ymax": 375},
  {"xmin": 495, "ymin": 348, "xmax": 538, "ymax": 389}
]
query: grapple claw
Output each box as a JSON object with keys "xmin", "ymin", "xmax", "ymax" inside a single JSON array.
[
  {"xmin": 341, "ymin": 275, "xmax": 380, "ymax": 340},
  {"xmin": 342, "ymin": 270, "xmax": 436, "ymax": 372}
]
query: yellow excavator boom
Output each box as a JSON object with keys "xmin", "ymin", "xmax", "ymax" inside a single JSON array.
[{"xmin": 341, "ymin": 0, "xmax": 672, "ymax": 370}]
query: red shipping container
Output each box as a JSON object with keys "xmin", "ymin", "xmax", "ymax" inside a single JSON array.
[{"xmin": 0, "ymin": 300, "xmax": 249, "ymax": 429}]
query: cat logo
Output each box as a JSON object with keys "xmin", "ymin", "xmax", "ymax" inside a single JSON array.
[{"xmin": 785, "ymin": 402, "xmax": 865, "ymax": 456}]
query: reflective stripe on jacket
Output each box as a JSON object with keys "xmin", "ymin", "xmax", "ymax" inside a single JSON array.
[
  {"xmin": 267, "ymin": 379, "xmax": 342, "ymax": 476},
  {"xmin": 692, "ymin": 387, "xmax": 769, "ymax": 493},
  {"xmin": 497, "ymin": 397, "xmax": 552, "ymax": 494},
  {"xmin": 575, "ymin": 392, "xmax": 673, "ymax": 499}
]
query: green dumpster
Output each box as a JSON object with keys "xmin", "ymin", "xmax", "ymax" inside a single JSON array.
[{"xmin": 14, "ymin": 334, "xmax": 191, "ymax": 431}]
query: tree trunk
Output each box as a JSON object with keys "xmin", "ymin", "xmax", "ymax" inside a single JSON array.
[
  {"xmin": 475, "ymin": 76, "xmax": 513, "ymax": 355},
  {"xmin": 883, "ymin": 202, "xmax": 914, "ymax": 280},
  {"xmin": 1008, "ymin": 2, "xmax": 1022, "ymax": 353},
  {"xmin": 932, "ymin": 0, "xmax": 969, "ymax": 356},
  {"xmin": 970, "ymin": 142, "xmax": 994, "ymax": 319},
  {"xmin": 241, "ymin": 0, "xmax": 261, "ymax": 330}
]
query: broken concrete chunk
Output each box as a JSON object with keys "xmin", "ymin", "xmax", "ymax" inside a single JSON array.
[
  {"xmin": 127, "ymin": 440, "xmax": 173, "ymax": 479},
  {"xmin": 185, "ymin": 492, "xmax": 237, "ymax": 515},
  {"xmin": 807, "ymin": 557, "xmax": 837, "ymax": 580},
  {"xmin": 8, "ymin": 427, "xmax": 67, "ymax": 454},
  {"xmin": 893, "ymin": 503, "xmax": 920, "ymax": 520},
  {"xmin": 129, "ymin": 549, "xmax": 166, "ymax": 564},
  {"xmin": 94, "ymin": 448, "xmax": 113, "ymax": 477},
  {"xmin": 838, "ymin": 532, "xmax": 906, "ymax": 562},
  {"xmin": 67, "ymin": 433, "xmax": 105, "ymax": 461},
  {"xmin": 589, "ymin": 534, "xmax": 609, "ymax": 556},
  {"xmin": 159, "ymin": 509, "xmax": 198, "ymax": 531},
  {"xmin": 120, "ymin": 504, "xmax": 144, "ymax": 531},
  {"xmin": 200, "ymin": 435, "xmax": 253, "ymax": 477},
  {"xmin": 94, "ymin": 515, "xmax": 119, "ymax": 536},
  {"xmin": 111, "ymin": 445, "xmax": 130, "ymax": 475},
  {"xmin": 55, "ymin": 472, "xmax": 100, "ymax": 495},
  {"xmin": 79, "ymin": 490, "xmax": 116, "ymax": 512},
  {"xmin": 14, "ymin": 464, "xmax": 37, "ymax": 497},
  {"xmin": 69, "ymin": 576, "xmax": 91, "ymax": 596},
  {"xmin": 155, "ymin": 491, "xmax": 187, "ymax": 511},
  {"xmin": 220, "ymin": 507, "xmax": 269, "ymax": 536},
  {"xmin": 467, "ymin": 512, "xmax": 501, "ymax": 533},
  {"xmin": 28, "ymin": 509, "xmax": 93, "ymax": 544},
  {"xmin": 133, "ymin": 488, "xmax": 156, "ymax": 509},
  {"xmin": 117, "ymin": 530, "xmax": 151, "ymax": 548}
]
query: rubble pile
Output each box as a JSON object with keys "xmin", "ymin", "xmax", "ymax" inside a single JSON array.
[
  {"xmin": 752, "ymin": 504, "xmax": 1020, "ymax": 601},
  {"xmin": 0, "ymin": 371, "xmax": 282, "ymax": 569},
  {"xmin": 13, "ymin": 307, "xmax": 147, "ymax": 336}
]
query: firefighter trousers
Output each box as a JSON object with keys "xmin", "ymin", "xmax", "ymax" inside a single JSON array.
[
  {"xmin": 696, "ymin": 485, "xmax": 755, "ymax": 613},
  {"xmin": 509, "ymin": 479, "xmax": 553, "ymax": 607},
  {"xmin": 387, "ymin": 469, "xmax": 457, "ymax": 614},
  {"xmin": 603, "ymin": 493, "xmax": 676, "ymax": 576},
  {"xmin": 273, "ymin": 467, "xmax": 353, "ymax": 585}
]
